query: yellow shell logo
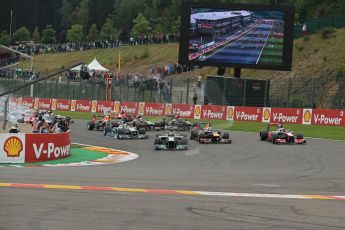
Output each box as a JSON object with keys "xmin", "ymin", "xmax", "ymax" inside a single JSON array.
[
  {"xmin": 304, "ymin": 110, "xmax": 311, "ymax": 122},
  {"xmin": 165, "ymin": 104, "xmax": 172, "ymax": 115},
  {"xmin": 263, "ymin": 109, "xmax": 270, "ymax": 120},
  {"xmin": 3, "ymin": 137, "xmax": 23, "ymax": 157},
  {"xmin": 114, "ymin": 102, "xmax": 120, "ymax": 112},
  {"xmin": 227, "ymin": 107, "xmax": 234, "ymax": 119},
  {"xmin": 194, "ymin": 106, "xmax": 201, "ymax": 117},
  {"xmin": 52, "ymin": 99, "xmax": 57, "ymax": 110},
  {"xmin": 71, "ymin": 100, "xmax": 76, "ymax": 111},
  {"xmin": 34, "ymin": 98, "xmax": 39, "ymax": 109},
  {"xmin": 92, "ymin": 101, "xmax": 97, "ymax": 111},
  {"xmin": 139, "ymin": 103, "xmax": 145, "ymax": 114}
]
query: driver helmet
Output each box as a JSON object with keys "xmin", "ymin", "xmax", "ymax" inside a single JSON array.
[{"xmin": 168, "ymin": 130, "xmax": 174, "ymax": 136}]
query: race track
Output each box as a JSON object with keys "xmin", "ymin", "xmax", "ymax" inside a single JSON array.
[{"xmin": 1, "ymin": 119, "xmax": 345, "ymax": 230}]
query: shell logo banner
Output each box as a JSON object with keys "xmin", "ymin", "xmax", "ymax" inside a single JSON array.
[
  {"xmin": 262, "ymin": 107, "xmax": 271, "ymax": 123},
  {"xmin": 226, "ymin": 106, "xmax": 235, "ymax": 121},
  {"xmin": 91, "ymin": 100, "xmax": 97, "ymax": 113},
  {"xmin": 302, "ymin": 109, "xmax": 312, "ymax": 125},
  {"xmin": 138, "ymin": 102, "xmax": 145, "ymax": 116},
  {"xmin": 0, "ymin": 134, "xmax": 26, "ymax": 163},
  {"xmin": 194, "ymin": 105, "xmax": 202, "ymax": 119},
  {"xmin": 165, "ymin": 103, "xmax": 172, "ymax": 116}
]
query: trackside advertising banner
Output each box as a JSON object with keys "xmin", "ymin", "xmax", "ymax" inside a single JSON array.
[
  {"xmin": 172, "ymin": 104, "xmax": 194, "ymax": 119},
  {"xmin": 144, "ymin": 102, "xmax": 165, "ymax": 116},
  {"xmin": 8, "ymin": 97, "xmax": 345, "ymax": 126},
  {"xmin": 201, "ymin": 105, "xmax": 226, "ymax": 120},
  {"xmin": 25, "ymin": 132, "xmax": 71, "ymax": 163},
  {"xmin": 234, "ymin": 107, "xmax": 262, "ymax": 122},
  {"xmin": 312, "ymin": 109, "xmax": 345, "ymax": 126},
  {"xmin": 270, "ymin": 108, "xmax": 303, "ymax": 124},
  {"xmin": 0, "ymin": 134, "xmax": 26, "ymax": 163}
]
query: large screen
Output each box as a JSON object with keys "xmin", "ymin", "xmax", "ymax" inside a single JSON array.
[{"xmin": 179, "ymin": 2, "xmax": 295, "ymax": 71}]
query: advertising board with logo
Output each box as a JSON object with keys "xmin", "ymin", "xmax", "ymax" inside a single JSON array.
[
  {"xmin": 164, "ymin": 103, "xmax": 172, "ymax": 116},
  {"xmin": 96, "ymin": 100, "xmax": 114, "ymax": 114},
  {"xmin": 22, "ymin": 97, "xmax": 35, "ymax": 109},
  {"xmin": 25, "ymin": 132, "xmax": 71, "ymax": 163},
  {"xmin": 138, "ymin": 102, "xmax": 145, "ymax": 116},
  {"xmin": 312, "ymin": 109, "xmax": 345, "ymax": 126},
  {"xmin": 201, "ymin": 105, "xmax": 226, "ymax": 120},
  {"xmin": 194, "ymin": 105, "xmax": 202, "ymax": 119},
  {"xmin": 302, "ymin": 109, "xmax": 313, "ymax": 125},
  {"xmin": 75, "ymin": 100, "xmax": 91, "ymax": 112},
  {"xmin": 270, "ymin": 108, "xmax": 302, "ymax": 124},
  {"xmin": 120, "ymin": 102, "xmax": 138, "ymax": 115},
  {"xmin": 261, "ymin": 107, "xmax": 271, "ymax": 123},
  {"xmin": 144, "ymin": 103, "xmax": 165, "ymax": 116},
  {"xmin": 55, "ymin": 99, "xmax": 71, "ymax": 111},
  {"xmin": 226, "ymin": 106, "xmax": 235, "ymax": 121},
  {"xmin": 114, "ymin": 101, "xmax": 121, "ymax": 114},
  {"xmin": 38, "ymin": 98, "xmax": 52, "ymax": 110},
  {"xmin": 0, "ymin": 134, "xmax": 26, "ymax": 163},
  {"xmin": 171, "ymin": 104, "xmax": 194, "ymax": 119},
  {"xmin": 234, "ymin": 107, "xmax": 262, "ymax": 122}
]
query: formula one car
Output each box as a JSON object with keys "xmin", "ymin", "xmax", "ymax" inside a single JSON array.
[
  {"xmin": 154, "ymin": 132, "xmax": 188, "ymax": 150},
  {"xmin": 130, "ymin": 117, "xmax": 154, "ymax": 131},
  {"xmin": 259, "ymin": 123, "xmax": 306, "ymax": 144},
  {"xmin": 87, "ymin": 115, "xmax": 110, "ymax": 131},
  {"xmin": 154, "ymin": 115, "xmax": 192, "ymax": 131},
  {"xmin": 190, "ymin": 122, "xmax": 232, "ymax": 144},
  {"xmin": 105, "ymin": 123, "xmax": 148, "ymax": 139}
]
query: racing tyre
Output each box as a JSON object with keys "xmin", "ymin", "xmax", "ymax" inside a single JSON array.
[
  {"xmin": 139, "ymin": 128, "xmax": 146, "ymax": 135},
  {"xmin": 272, "ymin": 133, "xmax": 278, "ymax": 144},
  {"xmin": 104, "ymin": 126, "xmax": 111, "ymax": 136},
  {"xmin": 260, "ymin": 130, "xmax": 268, "ymax": 141},
  {"xmin": 222, "ymin": 131, "xmax": 230, "ymax": 139},
  {"xmin": 296, "ymin": 133, "xmax": 304, "ymax": 139},
  {"xmin": 190, "ymin": 130, "xmax": 197, "ymax": 140},
  {"xmin": 87, "ymin": 122, "xmax": 95, "ymax": 130}
]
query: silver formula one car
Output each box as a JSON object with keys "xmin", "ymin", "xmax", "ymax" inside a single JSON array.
[
  {"xmin": 106, "ymin": 124, "xmax": 148, "ymax": 139},
  {"xmin": 154, "ymin": 132, "xmax": 188, "ymax": 150}
]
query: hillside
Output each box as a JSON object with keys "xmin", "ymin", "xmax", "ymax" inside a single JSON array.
[{"xmin": 32, "ymin": 28, "xmax": 345, "ymax": 78}]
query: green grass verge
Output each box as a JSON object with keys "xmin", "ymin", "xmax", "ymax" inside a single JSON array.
[{"xmin": 56, "ymin": 110, "xmax": 345, "ymax": 141}]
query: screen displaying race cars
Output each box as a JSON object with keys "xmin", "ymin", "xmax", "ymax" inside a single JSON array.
[{"xmin": 179, "ymin": 2, "xmax": 295, "ymax": 71}]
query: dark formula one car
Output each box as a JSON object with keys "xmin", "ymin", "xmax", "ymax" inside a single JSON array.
[
  {"xmin": 260, "ymin": 123, "xmax": 306, "ymax": 144},
  {"xmin": 190, "ymin": 122, "xmax": 232, "ymax": 144},
  {"xmin": 154, "ymin": 116, "xmax": 192, "ymax": 131},
  {"xmin": 154, "ymin": 132, "xmax": 188, "ymax": 150},
  {"xmin": 87, "ymin": 115, "xmax": 109, "ymax": 131},
  {"xmin": 130, "ymin": 117, "xmax": 154, "ymax": 131},
  {"xmin": 104, "ymin": 123, "xmax": 148, "ymax": 139}
]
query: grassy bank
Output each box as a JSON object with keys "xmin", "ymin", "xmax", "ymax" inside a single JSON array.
[{"xmin": 56, "ymin": 110, "xmax": 345, "ymax": 141}]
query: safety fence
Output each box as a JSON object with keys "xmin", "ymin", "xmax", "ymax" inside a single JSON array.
[{"xmin": 9, "ymin": 97, "xmax": 345, "ymax": 126}]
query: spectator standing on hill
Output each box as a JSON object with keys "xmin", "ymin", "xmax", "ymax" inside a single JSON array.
[{"xmin": 302, "ymin": 23, "xmax": 308, "ymax": 36}]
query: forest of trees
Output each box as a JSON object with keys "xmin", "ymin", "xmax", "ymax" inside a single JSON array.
[{"xmin": 0, "ymin": 0, "xmax": 345, "ymax": 45}]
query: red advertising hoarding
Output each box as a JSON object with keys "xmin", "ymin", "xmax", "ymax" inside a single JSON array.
[
  {"xmin": 312, "ymin": 109, "xmax": 345, "ymax": 126},
  {"xmin": 96, "ymin": 101, "xmax": 114, "ymax": 114},
  {"xmin": 234, "ymin": 107, "xmax": 262, "ymax": 122},
  {"xmin": 38, "ymin": 98, "xmax": 52, "ymax": 110},
  {"xmin": 201, "ymin": 105, "xmax": 226, "ymax": 120},
  {"xmin": 270, "ymin": 108, "xmax": 303, "ymax": 124},
  {"xmin": 22, "ymin": 97, "xmax": 35, "ymax": 109},
  {"xmin": 25, "ymin": 132, "xmax": 71, "ymax": 163},
  {"xmin": 144, "ymin": 103, "xmax": 165, "ymax": 116},
  {"xmin": 55, "ymin": 99, "xmax": 71, "ymax": 111},
  {"xmin": 75, "ymin": 100, "xmax": 92, "ymax": 112},
  {"xmin": 172, "ymin": 104, "xmax": 194, "ymax": 119},
  {"xmin": 120, "ymin": 102, "xmax": 138, "ymax": 115}
]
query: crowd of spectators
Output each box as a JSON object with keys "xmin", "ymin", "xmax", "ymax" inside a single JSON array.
[{"xmin": 10, "ymin": 33, "xmax": 179, "ymax": 56}]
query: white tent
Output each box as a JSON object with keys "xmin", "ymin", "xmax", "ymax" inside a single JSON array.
[
  {"xmin": 88, "ymin": 58, "xmax": 109, "ymax": 72},
  {"xmin": 70, "ymin": 64, "xmax": 82, "ymax": 71}
]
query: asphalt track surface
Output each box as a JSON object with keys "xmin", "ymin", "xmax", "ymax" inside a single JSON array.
[
  {"xmin": 1, "ymin": 119, "xmax": 345, "ymax": 230},
  {"xmin": 205, "ymin": 23, "xmax": 273, "ymax": 64}
]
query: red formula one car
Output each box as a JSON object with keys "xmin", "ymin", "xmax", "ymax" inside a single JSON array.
[{"xmin": 260, "ymin": 123, "xmax": 306, "ymax": 144}]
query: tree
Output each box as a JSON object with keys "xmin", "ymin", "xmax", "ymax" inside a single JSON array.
[
  {"xmin": 66, "ymin": 24, "xmax": 83, "ymax": 42},
  {"xmin": 71, "ymin": 0, "xmax": 89, "ymax": 32},
  {"xmin": 0, "ymin": 31, "xmax": 11, "ymax": 46},
  {"xmin": 41, "ymin": 25, "xmax": 56, "ymax": 43},
  {"xmin": 171, "ymin": 16, "xmax": 181, "ymax": 34},
  {"xmin": 32, "ymin": 27, "xmax": 40, "ymax": 43},
  {"xmin": 100, "ymin": 18, "xmax": 117, "ymax": 40},
  {"xmin": 60, "ymin": 0, "xmax": 73, "ymax": 29},
  {"xmin": 87, "ymin": 24, "xmax": 98, "ymax": 41},
  {"xmin": 132, "ymin": 13, "xmax": 151, "ymax": 37},
  {"xmin": 13, "ymin": 26, "xmax": 31, "ymax": 42}
]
